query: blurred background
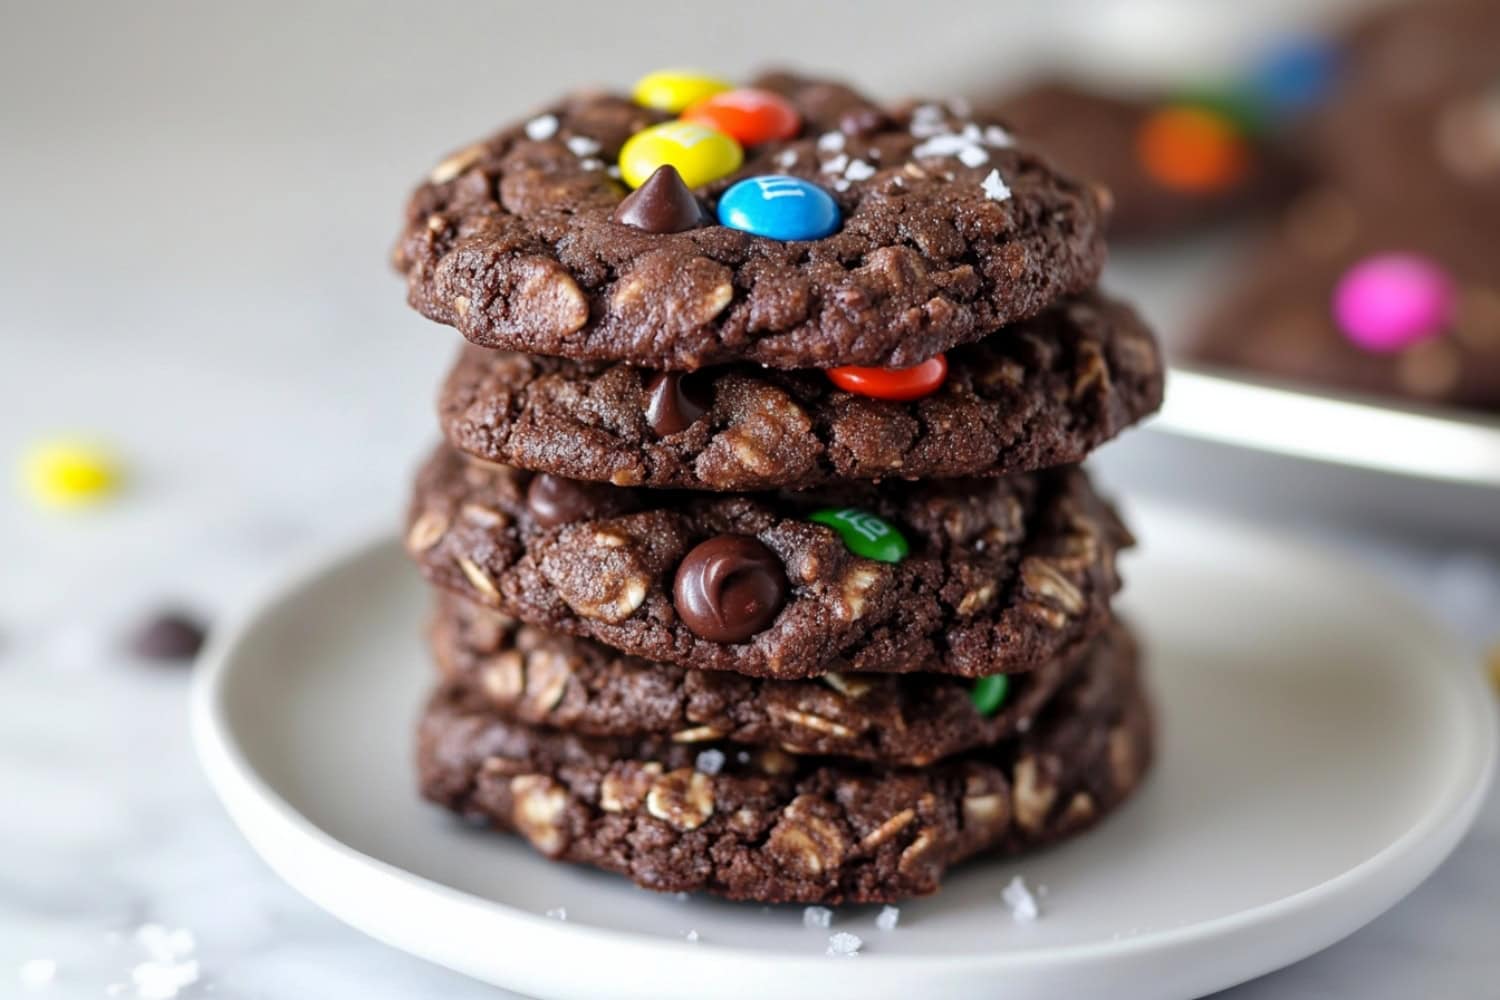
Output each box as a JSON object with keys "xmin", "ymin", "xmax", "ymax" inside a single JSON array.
[{"xmin": 2, "ymin": 1, "xmax": 1496, "ymax": 997}]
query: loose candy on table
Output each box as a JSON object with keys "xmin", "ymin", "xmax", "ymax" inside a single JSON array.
[
  {"xmin": 826, "ymin": 355, "xmax": 947, "ymax": 401},
  {"xmin": 632, "ymin": 69, "xmax": 732, "ymax": 113},
  {"xmin": 613, "ymin": 164, "xmax": 709, "ymax": 233},
  {"xmin": 618, "ymin": 121, "xmax": 743, "ymax": 189},
  {"xmin": 681, "ymin": 88, "xmax": 801, "ymax": 146},
  {"xmin": 970, "ymin": 674, "xmax": 1009, "ymax": 716},
  {"xmin": 21, "ymin": 440, "xmax": 121, "ymax": 508},
  {"xmin": 1135, "ymin": 105, "xmax": 1250, "ymax": 193},
  {"xmin": 809, "ymin": 508, "xmax": 909, "ymax": 564},
  {"xmin": 1332, "ymin": 253, "xmax": 1456, "ymax": 352},
  {"xmin": 716, "ymin": 175, "xmax": 841, "ymax": 241},
  {"xmin": 1245, "ymin": 36, "xmax": 1341, "ymax": 119},
  {"xmin": 673, "ymin": 534, "xmax": 789, "ymax": 643}
]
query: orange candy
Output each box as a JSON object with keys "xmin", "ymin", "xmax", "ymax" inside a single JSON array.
[
  {"xmin": 827, "ymin": 355, "xmax": 947, "ymax": 401},
  {"xmin": 681, "ymin": 88, "xmax": 801, "ymax": 147},
  {"xmin": 1135, "ymin": 106, "xmax": 1249, "ymax": 193}
]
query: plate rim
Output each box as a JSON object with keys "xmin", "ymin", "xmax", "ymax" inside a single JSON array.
[{"xmin": 191, "ymin": 509, "xmax": 1498, "ymax": 997}]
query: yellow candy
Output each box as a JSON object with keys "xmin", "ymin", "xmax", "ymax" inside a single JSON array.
[
  {"xmin": 619, "ymin": 121, "xmax": 743, "ymax": 189},
  {"xmin": 22, "ymin": 440, "xmax": 121, "ymax": 508},
  {"xmin": 632, "ymin": 69, "xmax": 732, "ymax": 113}
]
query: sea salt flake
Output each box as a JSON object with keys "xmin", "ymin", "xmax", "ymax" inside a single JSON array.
[
  {"xmin": 525, "ymin": 114, "xmax": 559, "ymax": 141},
  {"xmin": 776, "ymin": 149, "xmax": 799, "ymax": 168},
  {"xmin": 546, "ymin": 907, "xmax": 568, "ymax": 921},
  {"xmin": 695, "ymin": 748, "xmax": 725, "ymax": 775},
  {"xmin": 803, "ymin": 905, "xmax": 834, "ymax": 929},
  {"xmin": 817, "ymin": 131, "xmax": 846, "ymax": 152},
  {"xmin": 958, "ymin": 145, "xmax": 989, "ymax": 168},
  {"xmin": 982, "ymin": 169, "xmax": 1012, "ymax": 203},
  {"xmin": 875, "ymin": 905, "xmax": 900, "ymax": 930},
  {"xmin": 984, "ymin": 125, "xmax": 1014, "ymax": 147},
  {"xmin": 579, "ymin": 158, "xmax": 604, "ymax": 171},
  {"xmin": 844, "ymin": 159, "xmax": 876, "ymax": 181},
  {"xmin": 19, "ymin": 959, "xmax": 57, "ymax": 989},
  {"xmin": 606, "ymin": 164, "xmax": 622, "ymax": 179},
  {"xmin": 912, "ymin": 133, "xmax": 972, "ymax": 159},
  {"xmin": 821, "ymin": 153, "xmax": 849, "ymax": 175},
  {"xmin": 1003, "ymin": 875, "xmax": 1039, "ymax": 922},
  {"xmin": 833, "ymin": 178, "xmax": 852, "ymax": 192},
  {"xmin": 566, "ymin": 135, "xmax": 601, "ymax": 157},
  {"xmin": 826, "ymin": 931, "xmax": 863, "ymax": 957}
]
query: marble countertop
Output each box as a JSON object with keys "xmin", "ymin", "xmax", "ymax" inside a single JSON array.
[{"xmin": 2, "ymin": 2, "xmax": 1495, "ymax": 997}]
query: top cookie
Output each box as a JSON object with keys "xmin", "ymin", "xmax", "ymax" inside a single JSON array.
[{"xmin": 394, "ymin": 72, "xmax": 1109, "ymax": 371}]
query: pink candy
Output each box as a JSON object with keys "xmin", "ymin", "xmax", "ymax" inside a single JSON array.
[{"xmin": 1332, "ymin": 253, "xmax": 1456, "ymax": 352}]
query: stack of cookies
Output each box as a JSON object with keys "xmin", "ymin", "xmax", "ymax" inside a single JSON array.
[{"xmin": 394, "ymin": 71, "xmax": 1165, "ymax": 904}]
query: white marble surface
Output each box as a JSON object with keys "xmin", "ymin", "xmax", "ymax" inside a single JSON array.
[{"xmin": 2, "ymin": 2, "xmax": 1496, "ymax": 997}]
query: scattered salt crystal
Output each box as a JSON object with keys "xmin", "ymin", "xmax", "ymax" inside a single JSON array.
[
  {"xmin": 19, "ymin": 959, "xmax": 56, "ymax": 989},
  {"xmin": 684, "ymin": 929, "xmax": 700, "ymax": 943},
  {"xmin": 912, "ymin": 133, "xmax": 973, "ymax": 159},
  {"xmin": 817, "ymin": 131, "xmax": 846, "ymax": 152},
  {"xmin": 525, "ymin": 114, "xmax": 560, "ymax": 141},
  {"xmin": 909, "ymin": 104, "xmax": 948, "ymax": 138},
  {"xmin": 695, "ymin": 748, "xmax": 725, "ymax": 775},
  {"xmin": 546, "ymin": 907, "xmax": 568, "ymax": 921},
  {"xmin": 776, "ymin": 149, "xmax": 799, "ymax": 168},
  {"xmin": 566, "ymin": 135, "xmax": 601, "ymax": 157},
  {"xmin": 875, "ymin": 905, "xmax": 900, "ymax": 931},
  {"xmin": 826, "ymin": 931, "xmax": 863, "ymax": 957},
  {"xmin": 958, "ymin": 146, "xmax": 989, "ymax": 168},
  {"xmin": 131, "ymin": 958, "xmax": 199, "ymax": 1000},
  {"xmin": 802, "ymin": 905, "xmax": 834, "ymax": 929},
  {"xmin": 984, "ymin": 125, "xmax": 1014, "ymax": 147},
  {"xmin": 821, "ymin": 153, "xmax": 849, "ymax": 175},
  {"xmin": 844, "ymin": 159, "xmax": 876, "ymax": 182},
  {"xmin": 833, "ymin": 179, "xmax": 852, "ymax": 192},
  {"xmin": 735, "ymin": 750, "xmax": 752, "ymax": 765},
  {"xmin": 579, "ymin": 158, "xmax": 604, "ymax": 171},
  {"xmin": 981, "ymin": 169, "xmax": 1012, "ymax": 203},
  {"xmin": 606, "ymin": 164, "xmax": 622, "ymax": 179},
  {"xmin": 1003, "ymin": 875, "xmax": 1039, "ymax": 922}
]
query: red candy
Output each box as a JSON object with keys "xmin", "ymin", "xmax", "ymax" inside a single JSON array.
[
  {"xmin": 681, "ymin": 88, "xmax": 801, "ymax": 146},
  {"xmin": 827, "ymin": 355, "xmax": 948, "ymax": 401}
]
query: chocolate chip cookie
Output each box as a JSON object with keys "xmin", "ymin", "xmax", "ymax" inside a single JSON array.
[
  {"xmin": 430, "ymin": 592, "xmax": 1133, "ymax": 766},
  {"xmin": 437, "ymin": 291, "xmax": 1164, "ymax": 491},
  {"xmin": 407, "ymin": 446, "xmax": 1128, "ymax": 680},
  {"xmin": 417, "ymin": 622, "xmax": 1151, "ymax": 904},
  {"xmin": 394, "ymin": 72, "xmax": 1108, "ymax": 371}
]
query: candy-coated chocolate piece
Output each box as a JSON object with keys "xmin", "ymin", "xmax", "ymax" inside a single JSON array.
[
  {"xmin": 613, "ymin": 164, "xmax": 708, "ymax": 233},
  {"xmin": 809, "ymin": 508, "xmax": 909, "ymax": 564},
  {"xmin": 970, "ymin": 674, "xmax": 1009, "ymax": 716},
  {"xmin": 1247, "ymin": 36, "xmax": 1341, "ymax": 118},
  {"xmin": 644, "ymin": 372, "xmax": 713, "ymax": 435},
  {"xmin": 1332, "ymin": 253, "xmax": 1456, "ymax": 352},
  {"xmin": 1136, "ymin": 105, "xmax": 1249, "ymax": 193},
  {"xmin": 619, "ymin": 121, "xmax": 743, "ymax": 189},
  {"xmin": 716, "ymin": 175, "xmax": 841, "ymax": 241},
  {"xmin": 681, "ymin": 88, "xmax": 801, "ymax": 146},
  {"xmin": 632, "ymin": 69, "xmax": 732, "ymax": 113},
  {"xmin": 826, "ymin": 355, "xmax": 947, "ymax": 401},
  {"xmin": 673, "ymin": 535, "xmax": 788, "ymax": 642},
  {"xmin": 22, "ymin": 440, "xmax": 120, "ymax": 508}
]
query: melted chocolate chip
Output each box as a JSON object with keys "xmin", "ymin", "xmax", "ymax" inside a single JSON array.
[
  {"xmin": 644, "ymin": 372, "xmax": 713, "ymax": 435},
  {"xmin": 672, "ymin": 535, "xmax": 788, "ymax": 643},
  {"xmin": 526, "ymin": 474, "xmax": 599, "ymax": 528},
  {"xmin": 613, "ymin": 164, "xmax": 709, "ymax": 234},
  {"xmin": 838, "ymin": 105, "xmax": 891, "ymax": 137},
  {"xmin": 130, "ymin": 611, "xmax": 207, "ymax": 662}
]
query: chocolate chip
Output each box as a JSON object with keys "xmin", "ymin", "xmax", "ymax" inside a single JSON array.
[
  {"xmin": 613, "ymin": 164, "xmax": 709, "ymax": 234},
  {"xmin": 838, "ymin": 106, "xmax": 891, "ymax": 137},
  {"xmin": 644, "ymin": 372, "xmax": 713, "ymax": 435},
  {"xmin": 526, "ymin": 474, "xmax": 600, "ymax": 527},
  {"xmin": 673, "ymin": 535, "xmax": 787, "ymax": 642},
  {"xmin": 130, "ymin": 611, "xmax": 206, "ymax": 661}
]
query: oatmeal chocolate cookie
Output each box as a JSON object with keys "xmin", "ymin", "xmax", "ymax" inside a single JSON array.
[
  {"xmin": 393, "ymin": 72, "xmax": 1108, "ymax": 371},
  {"xmin": 430, "ymin": 592, "xmax": 1133, "ymax": 766},
  {"xmin": 416, "ymin": 625, "xmax": 1152, "ymax": 904},
  {"xmin": 1188, "ymin": 192, "xmax": 1500, "ymax": 411},
  {"xmin": 987, "ymin": 81, "xmax": 1285, "ymax": 241},
  {"xmin": 438, "ymin": 291, "xmax": 1164, "ymax": 491},
  {"xmin": 407, "ymin": 446, "xmax": 1127, "ymax": 680}
]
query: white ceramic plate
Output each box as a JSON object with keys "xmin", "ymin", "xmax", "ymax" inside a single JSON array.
[{"xmin": 192, "ymin": 505, "xmax": 1496, "ymax": 1000}]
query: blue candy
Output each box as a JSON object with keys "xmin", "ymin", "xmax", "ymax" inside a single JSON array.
[
  {"xmin": 716, "ymin": 175, "xmax": 841, "ymax": 241},
  {"xmin": 1247, "ymin": 36, "xmax": 1341, "ymax": 119}
]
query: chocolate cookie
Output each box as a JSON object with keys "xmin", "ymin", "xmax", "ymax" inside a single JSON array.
[
  {"xmin": 437, "ymin": 291, "xmax": 1164, "ymax": 491},
  {"xmin": 986, "ymin": 80, "xmax": 1289, "ymax": 241},
  {"xmin": 394, "ymin": 72, "xmax": 1108, "ymax": 371},
  {"xmin": 430, "ymin": 592, "xmax": 1131, "ymax": 766},
  {"xmin": 1188, "ymin": 188, "xmax": 1500, "ymax": 411},
  {"xmin": 407, "ymin": 446, "xmax": 1128, "ymax": 680},
  {"xmin": 417, "ymin": 626, "xmax": 1152, "ymax": 904}
]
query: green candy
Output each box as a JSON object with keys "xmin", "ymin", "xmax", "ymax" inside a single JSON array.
[
  {"xmin": 970, "ymin": 675, "xmax": 1009, "ymax": 716},
  {"xmin": 809, "ymin": 507, "xmax": 908, "ymax": 563}
]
